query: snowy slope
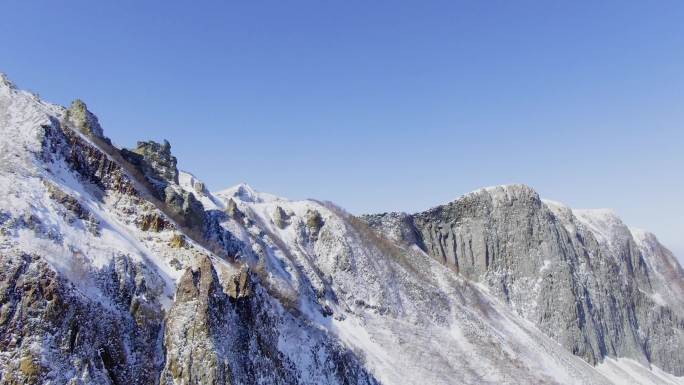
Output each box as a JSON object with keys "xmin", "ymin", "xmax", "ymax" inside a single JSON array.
[
  {"xmin": 208, "ymin": 184, "xmax": 683, "ymax": 384},
  {"xmin": 572, "ymin": 207, "xmax": 684, "ymax": 312},
  {"xmin": 1, "ymin": 73, "xmax": 683, "ymax": 384},
  {"xmin": 0, "ymin": 76, "xmax": 200, "ymax": 306}
]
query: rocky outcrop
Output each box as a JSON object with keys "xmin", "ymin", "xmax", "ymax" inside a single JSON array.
[
  {"xmin": 163, "ymin": 185, "xmax": 206, "ymax": 230},
  {"xmin": 273, "ymin": 206, "xmax": 289, "ymax": 229},
  {"xmin": 43, "ymin": 97, "xmax": 235, "ymax": 258},
  {"xmin": 119, "ymin": 140, "xmax": 207, "ymax": 232},
  {"xmin": 44, "ymin": 117, "xmax": 138, "ymax": 197},
  {"xmin": 363, "ymin": 185, "xmax": 684, "ymax": 374},
  {"xmin": 2, "ymin": 73, "xmax": 382, "ymax": 385},
  {"xmin": 161, "ymin": 256, "xmax": 379, "ymax": 385},
  {"xmin": 4, "ymin": 73, "xmax": 684, "ymax": 384},
  {"xmin": 361, "ymin": 211, "xmax": 424, "ymax": 250},
  {"xmin": 224, "ymin": 266, "xmax": 251, "ymax": 299},
  {"xmin": 192, "ymin": 180, "xmax": 207, "ymax": 196},
  {"xmin": 225, "ymin": 198, "xmax": 242, "ymax": 220},
  {"xmin": 306, "ymin": 209, "xmax": 323, "ymax": 240},
  {"xmin": 553, "ymin": 206, "xmax": 684, "ymax": 374},
  {"xmin": 43, "ymin": 180, "xmax": 100, "ymax": 235},
  {"xmin": 65, "ymin": 99, "xmax": 108, "ymax": 142},
  {"xmin": 161, "ymin": 256, "xmax": 231, "ymax": 385},
  {"xmin": 169, "ymin": 233, "xmax": 187, "ymax": 249},
  {"xmin": 0, "ymin": 253, "xmax": 165, "ymax": 385},
  {"xmin": 138, "ymin": 212, "xmax": 172, "ymax": 232},
  {"xmin": 122, "ymin": 140, "xmax": 178, "ymax": 185}
]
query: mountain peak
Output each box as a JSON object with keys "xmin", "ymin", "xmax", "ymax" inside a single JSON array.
[
  {"xmin": 455, "ymin": 183, "xmax": 538, "ymax": 201},
  {"xmin": 215, "ymin": 183, "xmax": 283, "ymax": 203},
  {"xmin": 2, "ymin": 74, "xmax": 684, "ymax": 384},
  {"xmin": 479, "ymin": 183, "xmax": 537, "ymax": 196},
  {"xmin": 447, "ymin": 183, "xmax": 541, "ymax": 208},
  {"xmin": 0, "ymin": 72, "xmax": 16, "ymax": 90}
]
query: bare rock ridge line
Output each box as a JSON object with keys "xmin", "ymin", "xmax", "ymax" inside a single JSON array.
[
  {"xmin": 64, "ymin": 99, "xmax": 237, "ymax": 261},
  {"xmin": 0, "ymin": 74, "xmax": 378, "ymax": 385},
  {"xmin": 1, "ymin": 73, "xmax": 684, "ymax": 384},
  {"xmin": 362, "ymin": 184, "xmax": 684, "ymax": 375}
]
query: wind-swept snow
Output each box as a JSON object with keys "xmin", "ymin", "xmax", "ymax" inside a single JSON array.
[
  {"xmin": 215, "ymin": 182, "xmax": 283, "ymax": 204},
  {"xmin": 206, "ymin": 187, "xmax": 678, "ymax": 385},
  {"xmin": 597, "ymin": 358, "xmax": 684, "ymax": 385},
  {"xmin": 2, "ymin": 74, "xmax": 683, "ymax": 384}
]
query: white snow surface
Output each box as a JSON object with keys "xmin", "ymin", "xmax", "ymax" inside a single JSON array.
[
  {"xmin": 573, "ymin": 208, "xmax": 625, "ymax": 247},
  {"xmin": 2, "ymin": 75, "xmax": 683, "ymax": 384},
  {"xmin": 214, "ymin": 182, "xmax": 283, "ymax": 204},
  {"xmin": 597, "ymin": 358, "xmax": 684, "ymax": 385},
  {"xmin": 178, "ymin": 170, "xmax": 223, "ymax": 210},
  {"xmin": 207, "ymin": 185, "xmax": 682, "ymax": 384},
  {"xmin": 0, "ymin": 76, "xmax": 210, "ymax": 309}
]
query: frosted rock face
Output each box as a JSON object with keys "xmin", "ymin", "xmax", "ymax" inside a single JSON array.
[
  {"xmin": 0, "ymin": 75, "xmax": 379, "ymax": 385},
  {"xmin": 161, "ymin": 256, "xmax": 378, "ymax": 385},
  {"xmin": 364, "ymin": 185, "xmax": 684, "ymax": 375},
  {"xmin": 2, "ymin": 73, "xmax": 684, "ymax": 385},
  {"xmin": 630, "ymin": 228, "xmax": 684, "ymax": 312},
  {"xmin": 124, "ymin": 139, "xmax": 179, "ymax": 185},
  {"xmin": 66, "ymin": 99, "xmax": 106, "ymax": 141},
  {"xmin": 0, "ymin": 253, "xmax": 165, "ymax": 385}
]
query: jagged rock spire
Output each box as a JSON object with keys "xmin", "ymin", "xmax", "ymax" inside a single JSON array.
[
  {"xmin": 128, "ymin": 139, "xmax": 179, "ymax": 184},
  {"xmin": 66, "ymin": 99, "xmax": 107, "ymax": 140}
]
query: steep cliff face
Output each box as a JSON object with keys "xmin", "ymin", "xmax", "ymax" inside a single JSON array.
[
  {"xmin": 0, "ymin": 76, "xmax": 375, "ymax": 385},
  {"xmin": 2, "ymin": 74, "xmax": 684, "ymax": 385},
  {"xmin": 211, "ymin": 189, "xmax": 623, "ymax": 385},
  {"xmin": 161, "ymin": 255, "xmax": 378, "ymax": 385},
  {"xmin": 0, "ymin": 253, "xmax": 166, "ymax": 385},
  {"xmin": 364, "ymin": 185, "xmax": 684, "ymax": 375},
  {"xmin": 555, "ymin": 205, "xmax": 684, "ymax": 375}
]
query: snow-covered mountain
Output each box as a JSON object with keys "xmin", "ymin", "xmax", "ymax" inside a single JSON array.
[{"xmin": 1, "ymin": 73, "xmax": 683, "ymax": 385}]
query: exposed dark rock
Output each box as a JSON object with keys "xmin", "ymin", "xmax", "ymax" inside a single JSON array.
[
  {"xmin": 273, "ymin": 206, "xmax": 289, "ymax": 229},
  {"xmin": 44, "ymin": 180, "xmax": 100, "ymax": 235},
  {"xmin": 43, "ymin": 118, "xmax": 138, "ymax": 197},
  {"xmin": 138, "ymin": 213, "xmax": 172, "ymax": 232},
  {"xmin": 306, "ymin": 209, "xmax": 323, "ymax": 240},
  {"xmin": 161, "ymin": 257, "xmax": 378, "ymax": 385},
  {"xmin": 121, "ymin": 140, "xmax": 178, "ymax": 185},
  {"xmin": 169, "ymin": 233, "xmax": 187, "ymax": 248},
  {"xmin": 0, "ymin": 253, "xmax": 164, "ymax": 385},
  {"xmin": 66, "ymin": 99, "xmax": 109, "ymax": 143},
  {"xmin": 363, "ymin": 185, "xmax": 684, "ymax": 374},
  {"xmin": 163, "ymin": 185, "xmax": 205, "ymax": 231},
  {"xmin": 193, "ymin": 180, "xmax": 207, "ymax": 196},
  {"xmin": 225, "ymin": 266, "xmax": 251, "ymax": 299},
  {"xmin": 119, "ymin": 140, "xmax": 207, "ymax": 233},
  {"xmin": 225, "ymin": 198, "xmax": 243, "ymax": 220}
]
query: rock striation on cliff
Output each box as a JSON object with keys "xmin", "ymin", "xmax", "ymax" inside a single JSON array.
[
  {"xmin": 2, "ymin": 73, "xmax": 684, "ymax": 385},
  {"xmin": 364, "ymin": 185, "xmax": 684, "ymax": 375}
]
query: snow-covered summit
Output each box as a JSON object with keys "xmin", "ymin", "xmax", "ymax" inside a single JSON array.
[
  {"xmin": 0, "ymin": 72, "xmax": 17, "ymax": 90},
  {"xmin": 572, "ymin": 208, "xmax": 626, "ymax": 245},
  {"xmin": 460, "ymin": 183, "xmax": 537, "ymax": 200},
  {"xmin": 416, "ymin": 184, "xmax": 541, "ymax": 215},
  {"xmin": 1, "ymin": 73, "xmax": 684, "ymax": 385},
  {"xmin": 214, "ymin": 182, "xmax": 284, "ymax": 203}
]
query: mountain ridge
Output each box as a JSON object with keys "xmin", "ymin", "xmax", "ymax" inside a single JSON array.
[
  {"xmin": 363, "ymin": 184, "xmax": 684, "ymax": 374},
  {"xmin": 1, "ymin": 73, "xmax": 683, "ymax": 385}
]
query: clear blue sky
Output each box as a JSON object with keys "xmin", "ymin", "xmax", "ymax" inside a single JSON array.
[{"xmin": 1, "ymin": 1, "xmax": 683, "ymax": 258}]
